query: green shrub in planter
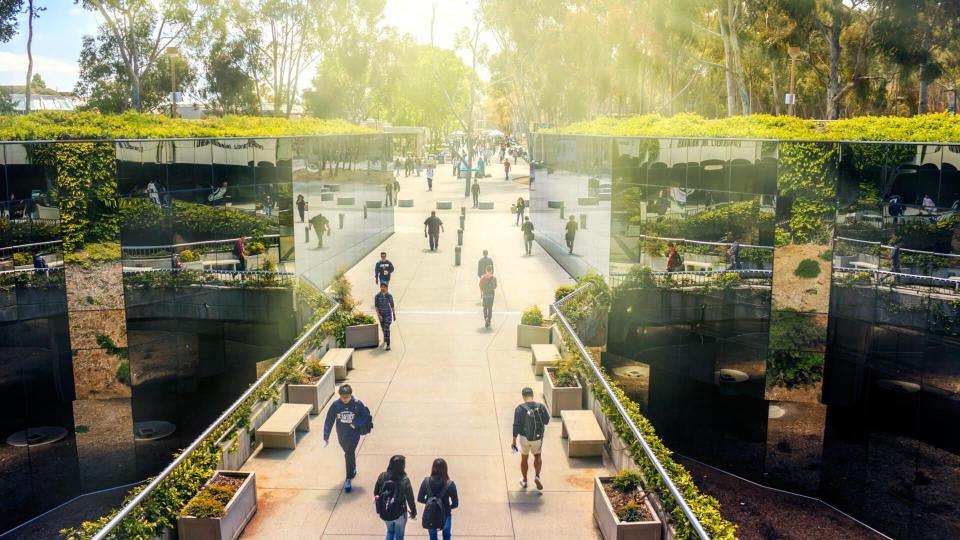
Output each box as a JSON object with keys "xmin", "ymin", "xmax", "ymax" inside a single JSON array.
[
  {"xmin": 794, "ymin": 259, "xmax": 821, "ymax": 279},
  {"xmin": 554, "ymin": 285, "xmax": 576, "ymax": 302},
  {"xmin": 179, "ymin": 249, "xmax": 200, "ymax": 262},
  {"xmin": 616, "ymin": 501, "xmax": 648, "ymax": 523},
  {"xmin": 247, "ymin": 242, "xmax": 266, "ymax": 255},
  {"xmin": 611, "ymin": 470, "xmax": 643, "ymax": 493},
  {"xmin": 181, "ymin": 484, "xmax": 238, "ymax": 519},
  {"xmin": 520, "ymin": 305, "xmax": 546, "ymax": 326},
  {"xmin": 12, "ymin": 252, "xmax": 31, "ymax": 266}
]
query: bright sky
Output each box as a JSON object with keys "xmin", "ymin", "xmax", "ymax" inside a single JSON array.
[{"xmin": 0, "ymin": 0, "xmax": 491, "ymax": 90}]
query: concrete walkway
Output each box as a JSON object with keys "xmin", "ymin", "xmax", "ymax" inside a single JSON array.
[{"xmin": 241, "ymin": 161, "xmax": 610, "ymax": 539}]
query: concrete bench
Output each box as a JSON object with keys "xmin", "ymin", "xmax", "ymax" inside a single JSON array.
[
  {"xmin": 561, "ymin": 410, "xmax": 605, "ymax": 457},
  {"xmin": 321, "ymin": 348, "xmax": 354, "ymax": 380},
  {"xmin": 683, "ymin": 261, "xmax": 712, "ymax": 272},
  {"xmin": 320, "ymin": 193, "xmax": 334, "ymax": 201},
  {"xmin": 365, "ymin": 200, "xmax": 383, "ymax": 208},
  {"xmin": 477, "ymin": 201, "xmax": 494, "ymax": 210},
  {"xmin": 436, "ymin": 201, "xmax": 453, "ymax": 210},
  {"xmin": 256, "ymin": 403, "xmax": 312, "ymax": 449},
  {"xmin": 850, "ymin": 261, "xmax": 879, "ymax": 270},
  {"xmin": 547, "ymin": 200, "xmax": 564, "ymax": 209},
  {"xmin": 398, "ymin": 199, "xmax": 414, "ymax": 207},
  {"xmin": 202, "ymin": 259, "xmax": 240, "ymax": 271},
  {"xmin": 336, "ymin": 197, "xmax": 355, "ymax": 205},
  {"xmin": 531, "ymin": 344, "xmax": 561, "ymax": 376}
]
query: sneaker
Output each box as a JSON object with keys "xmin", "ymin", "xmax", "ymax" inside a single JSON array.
[
  {"xmin": 344, "ymin": 478, "xmax": 352, "ymax": 493},
  {"xmin": 385, "ymin": 345, "xmax": 391, "ymax": 351},
  {"xmin": 520, "ymin": 479, "xmax": 528, "ymax": 489},
  {"xmin": 534, "ymin": 476, "xmax": 543, "ymax": 490}
]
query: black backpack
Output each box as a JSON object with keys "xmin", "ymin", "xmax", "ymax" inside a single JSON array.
[
  {"xmin": 421, "ymin": 479, "xmax": 450, "ymax": 530},
  {"xmin": 375, "ymin": 474, "xmax": 406, "ymax": 521},
  {"xmin": 520, "ymin": 402, "xmax": 545, "ymax": 441},
  {"xmin": 358, "ymin": 401, "xmax": 373, "ymax": 435}
]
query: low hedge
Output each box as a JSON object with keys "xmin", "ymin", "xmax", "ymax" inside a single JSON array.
[{"xmin": 550, "ymin": 112, "xmax": 960, "ymax": 143}]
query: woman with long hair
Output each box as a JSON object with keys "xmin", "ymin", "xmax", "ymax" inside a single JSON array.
[
  {"xmin": 417, "ymin": 458, "xmax": 459, "ymax": 540},
  {"xmin": 374, "ymin": 455, "xmax": 417, "ymax": 540}
]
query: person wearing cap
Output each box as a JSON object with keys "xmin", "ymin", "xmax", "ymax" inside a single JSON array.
[
  {"xmin": 374, "ymin": 282, "xmax": 397, "ymax": 350},
  {"xmin": 511, "ymin": 387, "xmax": 550, "ymax": 490},
  {"xmin": 375, "ymin": 251, "xmax": 395, "ymax": 286},
  {"xmin": 323, "ymin": 384, "xmax": 372, "ymax": 493}
]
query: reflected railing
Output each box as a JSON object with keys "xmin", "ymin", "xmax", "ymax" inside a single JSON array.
[
  {"xmin": 121, "ymin": 234, "xmax": 281, "ymax": 259},
  {"xmin": 89, "ymin": 286, "xmax": 339, "ymax": 540},
  {"xmin": 610, "ymin": 268, "xmax": 773, "ymax": 289},
  {"xmin": 0, "ymin": 266, "xmax": 65, "ymax": 289},
  {"xmin": 0, "ymin": 239, "xmax": 62, "ymax": 255},
  {"xmin": 833, "ymin": 266, "xmax": 960, "ymax": 295},
  {"xmin": 121, "ymin": 268, "xmax": 296, "ymax": 289},
  {"xmin": 551, "ymin": 283, "xmax": 712, "ymax": 539}
]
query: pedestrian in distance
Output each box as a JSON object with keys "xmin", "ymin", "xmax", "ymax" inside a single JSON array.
[
  {"xmin": 529, "ymin": 165, "xmax": 536, "ymax": 191},
  {"xmin": 424, "ymin": 211, "xmax": 444, "ymax": 252},
  {"xmin": 471, "ymin": 179, "xmax": 480, "ymax": 208},
  {"xmin": 477, "ymin": 249, "xmax": 493, "ymax": 278},
  {"xmin": 375, "ymin": 251, "xmax": 395, "ymax": 286},
  {"xmin": 32, "ymin": 250, "xmax": 48, "ymax": 274},
  {"xmin": 309, "ymin": 213, "xmax": 332, "ymax": 248},
  {"xmin": 234, "ymin": 235, "xmax": 247, "ymax": 271},
  {"xmin": 479, "ymin": 265, "xmax": 497, "ymax": 328},
  {"xmin": 323, "ymin": 384, "xmax": 373, "ymax": 493},
  {"xmin": 891, "ymin": 239, "xmax": 902, "ymax": 274},
  {"xmin": 504, "ymin": 158, "xmax": 511, "ymax": 181},
  {"xmin": 375, "ymin": 282, "xmax": 397, "ymax": 351},
  {"xmin": 727, "ymin": 239, "xmax": 741, "ymax": 270},
  {"xmin": 666, "ymin": 242, "xmax": 681, "ymax": 272},
  {"xmin": 296, "ymin": 194, "xmax": 307, "ymax": 223},
  {"xmin": 565, "ymin": 215, "xmax": 579, "ymax": 254},
  {"xmin": 394, "ymin": 178, "xmax": 401, "ymax": 199},
  {"xmin": 512, "ymin": 386, "xmax": 550, "ymax": 490},
  {"xmin": 515, "ymin": 197, "xmax": 526, "ymax": 225},
  {"xmin": 386, "ymin": 180, "xmax": 395, "ymax": 207},
  {"xmin": 426, "ymin": 167, "xmax": 434, "ymax": 191},
  {"xmin": 415, "ymin": 157, "xmax": 422, "ymax": 177},
  {"xmin": 375, "ymin": 455, "xmax": 417, "ymax": 540},
  {"xmin": 418, "ymin": 458, "xmax": 458, "ymax": 540},
  {"xmin": 521, "ymin": 217, "xmax": 535, "ymax": 255}
]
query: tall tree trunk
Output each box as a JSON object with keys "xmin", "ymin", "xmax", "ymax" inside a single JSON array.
[
  {"xmin": 727, "ymin": 0, "xmax": 750, "ymax": 114},
  {"xmin": 131, "ymin": 72, "xmax": 142, "ymax": 112},
  {"xmin": 771, "ymin": 61, "xmax": 781, "ymax": 116},
  {"xmin": 918, "ymin": 64, "xmax": 929, "ymax": 115},
  {"xmin": 718, "ymin": 8, "xmax": 737, "ymax": 116},
  {"xmin": 825, "ymin": 15, "xmax": 843, "ymax": 120},
  {"xmin": 24, "ymin": 0, "xmax": 34, "ymax": 114}
]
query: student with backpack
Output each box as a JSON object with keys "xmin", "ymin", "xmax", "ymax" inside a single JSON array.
[
  {"xmin": 323, "ymin": 384, "xmax": 373, "ymax": 493},
  {"xmin": 417, "ymin": 458, "xmax": 458, "ymax": 540},
  {"xmin": 375, "ymin": 455, "xmax": 417, "ymax": 540},
  {"xmin": 511, "ymin": 387, "xmax": 550, "ymax": 490}
]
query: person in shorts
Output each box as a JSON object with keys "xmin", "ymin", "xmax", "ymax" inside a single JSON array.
[{"xmin": 511, "ymin": 387, "xmax": 550, "ymax": 490}]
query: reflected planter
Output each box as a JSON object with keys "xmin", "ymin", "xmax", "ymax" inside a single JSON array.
[
  {"xmin": 517, "ymin": 323, "xmax": 553, "ymax": 348},
  {"xmin": 178, "ymin": 471, "xmax": 257, "ymax": 540},
  {"xmin": 285, "ymin": 367, "xmax": 335, "ymax": 415},
  {"xmin": 594, "ymin": 477, "xmax": 662, "ymax": 540},
  {"xmin": 543, "ymin": 367, "xmax": 583, "ymax": 417},
  {"xmin": 345, "ymin": 323, "xmax": 379, "ymax": 348}
]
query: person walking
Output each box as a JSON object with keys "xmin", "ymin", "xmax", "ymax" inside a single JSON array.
[
  {"xmin": 32, "ymin": 250, "xmax": 48, "ymax": 274},
  {"xmin": 375, "ymin": 455, "xmax": 417, "ymax": 540},
  {"xmin": 529, "ymin": 165, "xmax": 535, "ymax": 191},
  {"xmin": 296, "ymin": 194, "xmax": 307, "ymax": 223},
  {"xmin": 415, "ymin": 157, "xmax": 422, "ymax": 177},
  {"xmin": 426, "ymin": 167, "xmax": 434, "ymax": 191},
  {"xmin": 310, "ymin": 212, "xmax": 332, "ymax": 248},
  {"xmin": 233, "ymin": 236, "xmax": 247, "ymax": 271},
  {"xmin": 727, "ymin": 240, "xmax": 741, "ymax": 270},
  {"xmin": 477, "ymin": 250, "xmax": 493, "ymax": 278},
  {"xmin": 471, "ymin": 180, "xmax": 480, "ymax": 208},
  {"xmin": 515, "ymin": 197, "xmax": 526, "ymax": 225},
  {"xmin": 565, "ymin": 215, "xmax": 579, "ymax": 254},
  {"xmin": 424, "ymin": 211, "xmax": 444, "ymax": 252},
  {"xmin": 512, "ymin": 386, "xmax": 550, "ymax": 490},
  {"xmin": 891, "ymin": 240, "xmax": 902, "ymax": 274},
  {"xmin": 385, "ymin": 180, "xmax": 395, "ymax": 207},
  {"xmin": 417, "ymin": 458, "xmax": 458, "ymax": 540},
  {"xmin": 666, "ymin": 242, "xmax": 681, "ymax": 272},
  {"xmin": 479, "ymin": 265, "xmax": 497, "ymax": 328},
  {"xmin": 323, "ymin": 384, "xmax": 372, "ymax": 493},
  {"xmin": 503, "ymin": 159, "xmax": 511, "ymax": 181},
  {"xmin": 375, "ymin": 282, "xmax": 397, "ymax": 350},
  {"xmin": 521, "ymin": 217, "xmax": 535, "ymax": 255},
  {"xmin": 375, "ymin": 251, "xmax": 395, "ymax": 286}
]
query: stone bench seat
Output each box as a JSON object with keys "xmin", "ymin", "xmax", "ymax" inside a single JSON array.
[
  {"xmin": 436, "ymin": 201, "xmax": 453, "ymax": 210},
  {"xmin": 850, "ymin": 261, "xmax": 879, "ymax": 270},
  {"xmin": 202, "ymin": 259, "xmax": 240, "ymax": 271},
  {"xmin": 531, "ymin": 343, "xmax": 561, "ymax": 376},
  {"xmin": 477, "ymin": 201, "xmax": 494, "ymax": 210},
  {"xmin": 398, "ymin": 199, "xmax": 414, "ymax": 207},
  {"xmin": 321, "ymin": 348, "xmax": 354, "ymax": 380},
  {"xmin": 560, "ymin": 409, "xmax": 605, "ymax": 457},
  {"xmin": 256, "ymin": 403, "xmax": 313, "ymax": 449}
]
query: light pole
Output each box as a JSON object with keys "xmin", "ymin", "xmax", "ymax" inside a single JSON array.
[
  {"xmin": 787, "ymin": 46, "xmax": 802, "ymax": 116},
  {"xmin": 167, "ymin": 47, "xmax": 179, "ymax": 118}
]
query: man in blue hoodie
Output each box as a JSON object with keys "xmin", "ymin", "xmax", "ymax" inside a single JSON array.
[{"xmin": 323, "ymin": 384, "xmax": 372, "ymax": 492}]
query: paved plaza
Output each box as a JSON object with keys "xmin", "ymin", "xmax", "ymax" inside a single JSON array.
[{"xmin": 240, "ymin": 162, "xmax": 611, "ymax": 538}]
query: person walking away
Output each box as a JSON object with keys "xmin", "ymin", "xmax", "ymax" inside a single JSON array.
[
  {"xmin": 32, "ymin": 250, "xmax": 48, "ymax": 274},
  {"xmin": 471, "ymin": 180, "xmax": 480, "ymax": 208},
  {"xmin": 426, "ymin": 167, "xmax": 434, "ymax": 191},
  {"xmin": 310, "ymin": 213, "xmax": 332, "ymax": 248},
  {"xmin": 385, "ymin": 181, "xmax": 395, "ymax": 207},
  {"xmin": 891, "ymin": 240, "xmax": 902, "ymax": 274},
  {"xmin": 565, "ymin": 215, "xmax": 579, "ymax": 254},
  {"xmin": 375, "ymin": 455, "xmax": 417, "ymax": 540},
  {"xmin": 529, "ymin": 165, "xmax": 535, "ymax": 191},
  {"xmin": 503, "ymin": 159, "xmax": 511, "ymax": 181},
  {"xmin": 479, "ymin": 265, "xmax": 497, "ymax": 328},
  {"xmin": 323, "ymin": 384, "xmax": 372, "ymax": 493},
  {"xmin": 234, "ymin": 236, "xmax": 247, "ymax": 271},
  {"xmin": 415, "ymin": 157, "xmax": 422, "ymax": 177},
  {"xmin": 477, "ymin": 250, "xmax": 493, "ymax": 278},
  {"xmin": 394, "ymin": 178, "xmax": 401, "ymax": 199},
  {"xmin": 394, "ymin": 158, "xmax": 401, "ymax": 178},
  {"xmin": 418, "ymin": 458, "xmax": 458, "ymax": 540},
  {"xmin": 512, "ymin": 386, "xmax": 550, "ymax": 490},
  {"xmin": 424, "ymin": 211, "xmax": 444, "ymax": 252},
  {"xmin": 521, "ymin": 217, "xmax": 535, "ymax": 255},
  {"xmin": 263, "ymin": 194, "xmax": 274, "ymax": 216},
  {"xmin": 515, "ymin": 197, "xmax": 526, "ymax": 225},
  {"xmin": 375, "ymin": 283, "xmax": 397, "ymax": 350},
  {"xmin": 727, "ymin": 240, "xmax": 741, "ymax": 270},
  {"xmin": 296, "ymin": 194, "xmax": 307, "ymax": 223},
  {"xmin": 666, "ymin": 242, "xmax": 681, "ymax": 272},
  {"xmin": 477, "ymin": 156, "xmax": 485, "ymax": 177},
  {"xmin": 375, "ymin": 251, "xmax": 395, "ymax": 285}
]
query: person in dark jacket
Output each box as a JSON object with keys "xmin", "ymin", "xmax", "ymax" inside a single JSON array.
[
  {"xmin": 31, "ymin": 251, "xmax": 48, "ymax": 273},
  {"xmin": 375, "ymin": 251, "xmax": 395, "ymax": 285},
  {"xmin": 478, "ymin": 266, "xmax": 497, "ymax": 328},
  {"xmin": 296, "ymin": 194, "xmax": 307, "ymax": 222},
  {"xmin": 417, "ymin": 458, "xmax": 458, "ymax": 540},
  {"xmin": 233, "ymin": 236, "xmax": 247, "ymax": 271},
  {"xmin": 375, "ymin": 282, "xmax": 397, "ymax": 350},
  {"xmin": 477, "ymin": 250, "xmax": 493, "ymax": 278},
  {"xmin": 323, "ymin": 384, "xmax": 371, "ymax": 493},
  {"xmin": 521, "ymin": 217, "xmax": 535, "ymax": 255},
  {"xmin": 511, "ymin": 387, "xmax": 550, "ymax": 490},
  {"xmin": 375, "ymin": 455, "xmax": 417, "ymax": 540}
]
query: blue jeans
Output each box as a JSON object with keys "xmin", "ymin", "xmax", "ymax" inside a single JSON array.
[
  {"xmin": 427, "ymin": 515, "xmax": 451, "ymax": 540},
  {"xmin": 384, "ymin": 512, "xmax": 407, "ymax": 540}
]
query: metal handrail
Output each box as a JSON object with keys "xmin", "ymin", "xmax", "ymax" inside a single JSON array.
[
  {"xmin": 636, "ymin": 233, "xmax": 773, "ymax": 251},
  {"xmin": 835, "ymin": 236, "xmax": 960, "ymax": 259},
  {"xmin": 0, "ymin": 239, "xmax": 62, "ymax": 254},
  {"xmin": 121, "ymin": 234, "xmax": 281, "ymax": 252},
  {"xmin": 91, "ymin": 293, "xmax": 339, "ymax": 540},
  {"xmin": 551, "ymin": 283, "xmax": 711, "ymax": 540}
]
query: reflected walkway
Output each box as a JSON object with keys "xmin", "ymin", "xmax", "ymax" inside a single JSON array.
[{"xmin": 240, "ymin": 162, "xmax": 611, "ymax": 538}]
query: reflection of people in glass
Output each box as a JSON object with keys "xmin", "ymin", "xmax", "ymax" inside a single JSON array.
[
  {"xmin": 666, "ymin": 242, "xmax": 681, "ymax": 272},
  {"xmin": 171, "ymin": 252, "xmax": 183, "ymax": 270},
  {"xmin": 922, "ymin": 194, "xmax": 937, "ymax": 223},
  {"xmin": 262, "ymin": 194, "xmax": 274, "ymax": 216},
  {"xmin": 565, "ymin": 215, "xmax": 578, "ymax": 254},
  {"xmin": 32, "ymin": 251, "xmax": 48, "ymax": 273},
  {"xmin": 888, "ymin": 196, "xmax": 905, "ymax": 224},
  {"xmin": 147, "ymin": 181, "xmax": 161, "ymax": 205},
  {"xmin": 727, "ymin": 240, "xmax": 741, "ymax": 270},
  {"xmin": 234, "ymin": 236, "xmax": 247, "ymax": 271},
  {"xmin": 310, "ymin": 213, "xmax": 332, "ymax": 248},
  {"xmin": 890, "ymin": 239, "xmax": 902, "ymax": 273},
  {"xmin": 209, "ymin": 181, "xmax": 229, "ymax": 205},
  {"xmin": 296, "ymin": 194, "xmax": 307, "ymax": 223}
]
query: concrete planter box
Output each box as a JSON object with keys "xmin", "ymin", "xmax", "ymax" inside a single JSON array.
[
  {"xmin": 178, "ymin": 471, "xmax": 258, "ymax": 540},
  {"xmin": 336, "ymin": 197, "xmax": 355, "ymax": 205},
  {"xmin": 477, "ymin": 201, "xmax": 494, "ymax": 210},
  {"xmin": 250, "ymin": 399, "xmax": 281, "ymax": 433},
  {"xmin": 594, "ymin": 477, "xmax": 662, "ymax": 540},
  {"xmin": 436, "ymin": 201, "xmax": 453, "ymax": 210},
  {"xmin": 345, "ymin": 323, "xmax": 379, "ymax": 348},
  {"xmin": 285, "ymin": 367, "xmax": 335, "ymax": 415},
  {"xmin": 398, "ymin": 199, "xmax": 414, "ymax": 207},
  {"xmin": 544, "ymin": 367, "xmax": 583, "ymax": 417},
  {"xmin": 365, "ymin": 200, "xmax": 383, "ymax": 208},
  {"xmin": 517, "ymin": 323, "xmax": 553, "ymax": 348},
  {"xmin": 218, "ymin": 429, "xmax": 252, "ymax": 471}
]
